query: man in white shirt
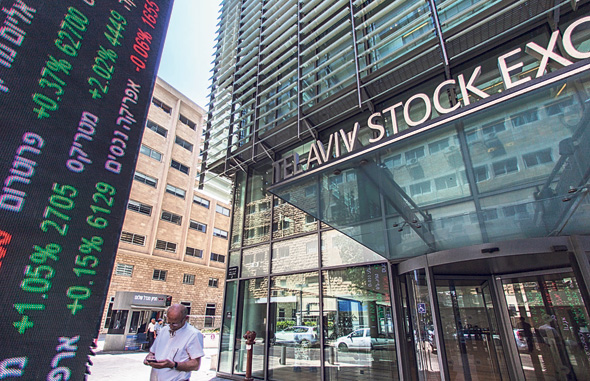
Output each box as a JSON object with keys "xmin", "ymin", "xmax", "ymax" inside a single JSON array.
[
  {"xmin": 144, "ymin": 304, "xmax": 204, "ymax": 380},
  {"xmin": 147, "ymin": 318, "xmax": 157, "ymax": 348}
]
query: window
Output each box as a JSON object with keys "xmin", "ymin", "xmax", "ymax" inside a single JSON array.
[
  {"xmin": 428, "ymin": 138, "xmax": 449, "ymax": 154},
  {"xmin": 511, "ymin": 109, "xmax": 539, "ymax": 127},
  {"xmin": 410, "ymin": 181, "xmax": 431, "ymax": 196},
  {"xmin": 140, "ymin": 144, "xmax": 162, "ymax": 161},
  {"xmin": 152, "ymin": 97, "xmax": 171, "ymax": 114},
  {"xmin": 127, "ymin": 200, "xmax": 152, "ymax": 216},
  {"xmin": 155, "ymin": 239, "xmax": 177, "ymax": 253},
  {"xmin": 545, "ymin": 97, "xmax": 573, "ymax": 116},
  {"xmin": 175, "ymin": 136, "xmax": 193, "ymax": 152},
  {"xmin": 190, "ymin": 220, "xmax": 207, "ymax": 232},
  {"xmin": 165, "ymin": 184, "xmax": 186, "ymax": 198},
  {"xmin": 183, "ymin": 274, "xmax": 195, "ymax": 285},
  {"xmin": 208, "ymin": 278, "xmax": 219, "ymax": 287},
  {"xmin": 134, "ymin": 171, "xmax": 157, "ymax": 187},
  {"xmin": 204, "ymin": 303, "xmax": 216, "ymax": 327},
  {"xmin": 115, "ymin": 263, "xmax": 133, "ymax": 276},
  {"xmin": 383, "ymin": 154, "xmax": 402, "ymax": 168},
  {"xmin": 482, "ymin": 120, "xmax": 506, "ymax": 136},
  {"xmin": 216, "ymin": 205, "xmax": 230, "ymax": 216},
  {"xmin": 194, "ymin": 195, "xmax": 210, "ymax": 208},
  {"xmin": 179, "ymin": 114, "xmax": 196, "ymax": 130},
  {"xmin": 213, "ymin": 228, "xmax": 228, "ymax": 239},
  {"xmin": 186, "ymin": 247, "xmax": 203, "ymax": 258},
  {"xmin": 210, "ymin": 252, "xmax": 225, "ymax": 263},
  {"xmin": 503, "ymin": 204, "xmax": 529, "ymax": 219},
  {"xmin": 492, "ymin": 157, "xmax": 519, "ymax": 176},
  {"xmin": 523, "ymin": 149, "xmax": 553, "ymax": 168},
  {"xmin": 170, "ymin": 159, "xmax": 190, "ymax": 174},
  {"xmin": 161, "ymin": 211, "xmax": 182, "ymax": 225},
  {"xmin": 181, "ymin": 302, "xmax": 192, "ymax": 315},
  {"xmin": 152, "ymin": 269, "xmax": 167, "ymax": 281},
  {"xmin": 305, "ymin": 215, "xmax": 316, "ymax": 224},
  {"xmin": 120, "ymin": 231, "xmax": 145, "ymax": 246},
  {"xmin": 434, "ymin": 175, "xmax": 458, "ymax": 190},
  {"xmin": 146, "ymin": 120, "xmax": 167, "ymax": 137},
  {"xmin": 405, "ymin": 147, "xmax": 425, "ymax": 163},
  {"xmin": 473, "ymin": 165, "xmax": 489, "ymax": 183},
  {"xmin": 305, "ymin": 186, "xmax": 316, "ymax": 197}
]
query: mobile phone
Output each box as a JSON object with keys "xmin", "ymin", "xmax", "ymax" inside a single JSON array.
[{"xmin": 146, "ymin": 359, "xmax": 158, "ymax": 362}]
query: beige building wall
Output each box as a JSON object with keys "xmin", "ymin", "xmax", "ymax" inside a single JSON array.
[{"xmin": 99, "ymin": 78, "xmax": 230, "ymax": 332}]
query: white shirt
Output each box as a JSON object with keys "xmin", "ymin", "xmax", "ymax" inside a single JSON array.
[
  {"xmin": 150, "ymin": 323, "xmax": 204, "ymax": 381},
  {"xmin": 148, "ymin": 322, "xmax": 156, "ymax": 333}
]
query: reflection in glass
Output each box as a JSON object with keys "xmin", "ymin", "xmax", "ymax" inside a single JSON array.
[
  {"xmin": 502, "ymin": 272, "xmax": 590, "ymax": 380},
  {"xmin": 230, "ymin": 170, "xmax": 246, "ymax": 249},
  {"xmin": 219, "ymin": 281, "xmax": 237, "ymax": 374},
  {"xmin": 268, "ymin": 272, "xmax": 321, "ymax": 380},
  {"xmin": 244, "ymin": 165, "xmax": 272, "ymax": 246},
  {"xmin": 323, "ymin": 264, "xmax": 398, "ymax": 380},
  {"xmin": 272, "ymin": 235, "xmax": 318, "ymax": 273},
  {"xmin": 242, "ymin": 245, "xmax": 269, "ymax": 278},
  {"xmin": 436, "ymin": 278, "xmax": 509, "ymax": 380},
  {"xmin": 404, "ymin": 270, "xmax": 441, "ymax": 380},
  {"xmin": 234, "ymin": 278, "xmax": 267, "ymax": 378},
  {"xmin": 321, "ymin": 229, "xmax": 384, "ymax": 267}
]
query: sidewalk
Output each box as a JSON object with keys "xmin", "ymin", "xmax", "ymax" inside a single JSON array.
[{"xmin": 87, "ymin": 348, "xmax": 226, "ymax": 380}]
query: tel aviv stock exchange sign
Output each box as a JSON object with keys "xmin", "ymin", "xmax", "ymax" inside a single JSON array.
[{"xmin": 0, "ymin": 1, "xmax": 172, "ymax": 379}]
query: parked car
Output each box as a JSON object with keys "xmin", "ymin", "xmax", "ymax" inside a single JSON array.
[
  {"xmin": 274, "ymin": 326, "xmax": 319, "ymax": 347},
  {"xmin": 335, "ymin": 328, "xmax": 395, "ymax": 351}
]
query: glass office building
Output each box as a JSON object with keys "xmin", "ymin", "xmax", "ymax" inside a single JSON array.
[{"xmin": 203, "ymin": 1, "xmax": 590, "ymax": 379}]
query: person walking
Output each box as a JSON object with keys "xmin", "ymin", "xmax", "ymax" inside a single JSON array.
[
  {"xmin": 144, "ymin": 304, "xmax": 204, "ymax": 380},
  {"xmin": 147, "ymin": 318, "xmax": 157, "ymax": 349}
]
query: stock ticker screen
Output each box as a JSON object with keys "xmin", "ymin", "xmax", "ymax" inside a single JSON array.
[{"xmin": 0, "ymin": 0, "xmax": 173, "ymax": 378}]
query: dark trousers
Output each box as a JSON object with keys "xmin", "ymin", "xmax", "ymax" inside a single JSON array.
[{"xmin": 147, "ymin": 331, "xmax": 155, "ymax": 348}]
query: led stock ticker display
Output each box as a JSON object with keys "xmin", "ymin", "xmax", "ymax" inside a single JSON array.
[{"xmin": 0, "ymin": 0, "xmax": 172, "ymax": 379}]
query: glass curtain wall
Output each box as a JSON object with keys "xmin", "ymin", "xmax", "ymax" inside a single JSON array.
[{"xmin": 323, "ymin": 264, "xmax": 398, "ymax": 380}]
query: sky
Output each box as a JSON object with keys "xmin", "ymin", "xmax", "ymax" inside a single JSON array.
[{"xmin": 157, "ymin": 0, "xmax": 221, "ymax": 108}]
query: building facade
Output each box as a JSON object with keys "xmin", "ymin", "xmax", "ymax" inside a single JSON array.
[
  {"xmin": 99, "ymin": 78, "xmax": 232, "ymax": 346},
  {"xmin": 204, "ymin": 1, "xmax": 590, "ymax": 380}
]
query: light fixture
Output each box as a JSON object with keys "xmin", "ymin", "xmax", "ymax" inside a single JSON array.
[{"xmin": 333, "ymin": 169, "xmax": 341, "ymax": 175}]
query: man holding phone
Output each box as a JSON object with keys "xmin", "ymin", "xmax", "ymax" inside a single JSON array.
[{"xmin": 144, "ymin": 304, "xmax": 204, "ymax": 380}]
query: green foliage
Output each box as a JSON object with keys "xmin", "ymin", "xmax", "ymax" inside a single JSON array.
[{"xmin": 276, "ymin": 320, "xmax": 295, "ymax": 331}]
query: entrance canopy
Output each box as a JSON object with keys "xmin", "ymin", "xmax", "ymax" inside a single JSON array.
[{"xmin": 269, "ymin": 66, "xmax": 590, "ymax": 261}]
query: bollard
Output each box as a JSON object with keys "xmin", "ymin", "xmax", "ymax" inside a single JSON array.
[
  {"xmin": 244, "ymin": 331, "xmax": 257, "ymax": 381},
  {"xmin": 279, "ymin": 345, "xmax": 287, "ymax": 365}
]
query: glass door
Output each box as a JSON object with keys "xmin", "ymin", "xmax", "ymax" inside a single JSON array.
[
  {"xmin": 436, "ymin": 278, "xmax": 510, "ymax": 380},
  {"xmin": 501, "ymin": 270, "xmax": 590, "ymax": 380}
]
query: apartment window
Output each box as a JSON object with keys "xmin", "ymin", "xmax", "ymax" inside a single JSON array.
[
  {"xmin": 208, "ymin": 278, "xmax": 219, "ymax": 288},
  {"xmin": 155, "ymin": 239, "xmax": 177, "ymax": 253},
  {"xmin": 473, "ymin": 166, "xmax": 489, "ymax": 183},
  {"xmin": 204, "ymin": 303, "xmax": 216, "ymax": 327},
  {"xmin": 175, "ymin": 136, "xmax": 193, "ymax": 152},
  {"xmin": 428, "ymin": 138, "xmax": 449, "ymax": 154},
  {"xmin": 183, "ymin": 274, "xmax": 195, "ymax": 285},
  {"xmin": 305, "ymin": 186, "xmax": 316, "ymax": 197},
  {"xmin": 216, "ymin": 205, "xmax": 230, "ymax": 216},
  {"xmin": 410, "ymin": 181, "xmax": 431, "ymax": 196},
  {"xmin": 511, "ymin": 109, "xmax": 539, "ymax": 127},
  {"xmin": 186, "ymin": 247, "xmax": 203, "ymax": 258},
  {"xmin": 120, "ymin": 231, "xmax": 145, "ymax": 246},
  {"xmin": 171, "ymin": 159, "xmax": 190, "ymax": 175},
  {"xmin": 127, "ymin": 200, "xmax": 152, "ymax": 216},
  {"xmin": 165, "ymin": 184, "xmax": 186, "ymax": 199},
  {"xmin": 545, "ymin": 97, "xmax": 573, "ymax": 116},
  {"xmin": 146, "ymin": 120, "xmax": 167, "ymax": 137},
  {"xmin": 189, "ymin": 220, "xmax": 207, "ymax": 233},
  {"xmin": 482, "ymin": 120, "xmax": 506, "ymax": 136},
  {"xmin": 434, "ymin": 175, "xmax": 458, "ymax": 190},
  {"xmin": 134, "ymin": 171, "xmax": 157, "ymax": 187},
  {"xmin": 179, "ymin": 114, "xmax": 196, "ymax": 130},
  {"xmin": 405, "ymin": 147, "xmax": 425, "ymax": 163},
  {"xmin": 140, "ymin": 144, "xmax": 162, "ymax": 161},
  {"xmin": 305, "ymin": 215, "xmax": 316, "ymax": 224},
  {"xmin": 213, "ymin": 228, "xmax": 228, "ymax": 239},
  {"xmin": 210, "ymin": 252, "xmax": 225, "ymax": 263},
  {"xmin": 492, "ymin": 157, "xmax": 519, "ymax": 176},
  {"xmin": 503, "ymin": 204, "xmax": 529, "ymax": 218},
  {"xmin": 193, "ymin": 195, "xmax": 210, "ymax": 208},
  {"xmin": 152, "ymin": 269, "xmax": 167, "ymax": 281},
  {"xmin": 523, "ymin": 149, "xmax": 553, "ymax": 168},
  {"xmin": 161, "ymin": 211, "xmax": 182, "ymax": 225},
  {"xmin": 152, "ymin": 97, "xmax": 171, "ymax": 114},
  {"xmin": 115, "ymin": 263, "xmax": 133, "ymax": 277},
  {"xmin": 181, "ymin": 302, "xmax": 192, "ymax": 315},
  {"xmin": 384, "ymin": 154, "xmax": 402, "ymax": 168}
]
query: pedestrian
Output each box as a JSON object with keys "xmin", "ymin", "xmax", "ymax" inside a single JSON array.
[
  {"xmin": 155, "ymin": 318, "xmax": 163, "ymax": 338},
  {"xmin": 147, "ymin": 318, "xmax": 157, "ymax": 349},
  {"xmin": 143, "ymin": 304, "xmax": 204, "ymax": 380}
]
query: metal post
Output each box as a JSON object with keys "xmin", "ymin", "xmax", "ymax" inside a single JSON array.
[{"xmin": 244, "ymin": 330, "xmax": 257, "ymax": 381}]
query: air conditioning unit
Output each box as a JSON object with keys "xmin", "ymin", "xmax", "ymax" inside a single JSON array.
[
  {"xmin": 484, "ymin": 132, "xmax": 496, "ymax": 140},
  {"xmin": 407, "ymin": 158, "xmax": 419, "ymax": 165}
]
